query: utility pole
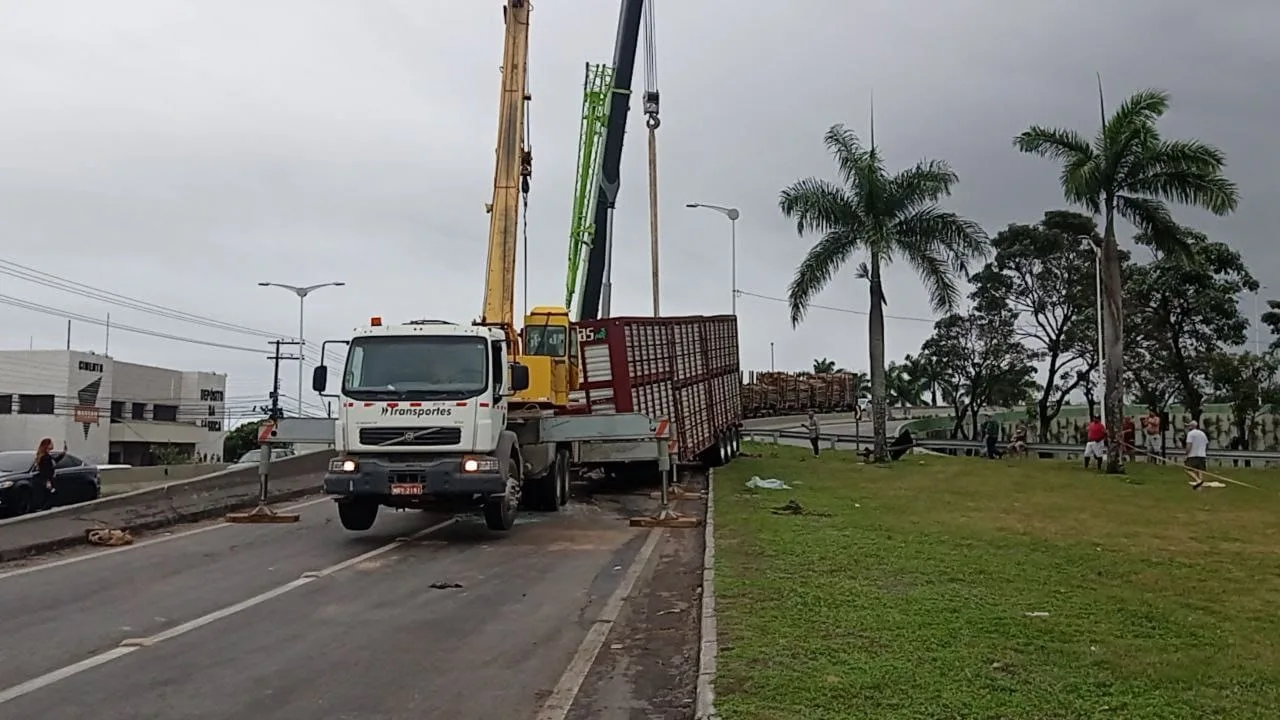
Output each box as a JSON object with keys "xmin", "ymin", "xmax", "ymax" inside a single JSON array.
[
  {"xmin": 227, "ymin": 338, "xmax": 301, "ymax": 525},
  {"xmin": 770, "ymin": 342, "xmax": 775, "ymax": 371},
  {"xmin": 267, "ymin": 339, "xmax": 301, "ymax": 425}
]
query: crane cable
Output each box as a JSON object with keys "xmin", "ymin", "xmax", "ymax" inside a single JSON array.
[{"xmin": 642, "ymin": 1, "xmax": 662, "ymax": 315}]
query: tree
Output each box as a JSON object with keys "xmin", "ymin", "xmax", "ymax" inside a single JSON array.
[
  {"xmin": 781, "ymin": 124, "xmax": 988, "ymax": 461},
  {"xmin": 812, "ymin": 358, "xmax": 837, "ymax": 373},
  {"xmin": 1125, "ymin": 229, "xmax": 1256, "ymax": 421},
  {"xmin": 921, "ymin": 312, "xmax": 1038, "ymax": 438},
  {"xmin": 1015, "ymin": 88, "xmax": 1240, "ymax": 472},
  {"xmin": 1261, "ymin": 300, "xmax": 1280, "ymax": 350},
  {"xmin": 223, "ymin": 419, "xmax": 266, "ymax": 462},
  {"xmin": 1208, "ymin": 351, "xmax": 1280, "ymax": 449},
  {"xmin": 903, "ymin": 352, "xmax": 945, "ymax": 406},
  {"xmin": 969, "ymin": 210, "xmax": 1101, "ymax": 440}
]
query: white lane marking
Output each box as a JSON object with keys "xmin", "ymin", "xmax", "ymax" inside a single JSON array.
[
  {"xmin": 0, "ymin": 516, "xmax": 458, "ymax": 706},
  {"xmin": 0, "ymin": 496, "xmax": 331, "ymax": 581},
  {"xmin": 535, "ymin": 526, "xmax": 665, "ymax": 720}
]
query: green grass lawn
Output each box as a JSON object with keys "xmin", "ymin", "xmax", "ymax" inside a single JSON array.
[{"xmin": 714, "ymin": 444, "xmax": 1280, "ymax": 720}]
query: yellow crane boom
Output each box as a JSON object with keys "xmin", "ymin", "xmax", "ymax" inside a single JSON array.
[
  {"xmin": 478, "ymin": 0, "xmax": 578, "ymax": 407},
  {"xmin": 480, "ymin": 0, "xmax": 532, "ymax": 343}
]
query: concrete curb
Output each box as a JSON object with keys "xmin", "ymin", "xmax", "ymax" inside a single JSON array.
[
  {"xmin": 695, "ymin": 467, "xmax": 719, "ymax": 720},
  {"xmin": 0, "ymin": 450, "xmax": 335, "ymax": 562}
]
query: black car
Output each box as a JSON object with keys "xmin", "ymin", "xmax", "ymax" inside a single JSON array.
[{"xmin": 0, "ymin": 450, "xmax": 102, "ymax": 518}]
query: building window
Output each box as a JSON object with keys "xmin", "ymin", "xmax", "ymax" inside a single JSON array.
[
  {"xmin": 152, "ymin": 404, "xmax": 179, "ymax": 422},
  {"xmin": 131, "ymin": 403, "xmax": 147, "ymax": 420},
  {"xmin": 110, "ymin": 401, "xmax": 125, "ymax": 420},
  {"xmin": 0, "ymin": 394, "xmax": 11, "ymax": 414},
  {"xmin": 18, "ymin": 394, "xmax": 55, "ymax": 415}
]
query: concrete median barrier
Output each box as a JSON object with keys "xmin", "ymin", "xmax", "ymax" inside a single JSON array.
[{"xmin": 0, "ymin": 450, "xmax": 337, "ymax": 562}]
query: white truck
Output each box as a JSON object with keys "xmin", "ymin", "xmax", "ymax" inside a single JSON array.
[{"xmin": 311, "ymin": 317, "xmax": 680, "ymax": 532}]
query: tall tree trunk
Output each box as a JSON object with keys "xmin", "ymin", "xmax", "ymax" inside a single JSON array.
[
  {"xmin": 1101, "ymin": 208, "xmax": 1126, "ymax": 473},
  {"xmin": 868, "ymin": 254, "xmax": 890, "ymax": 462}
]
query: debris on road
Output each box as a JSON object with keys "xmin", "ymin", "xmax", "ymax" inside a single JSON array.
[
  {"xmin": 428, "ymin": 581, "xmax": 463, "ymax": 590},
  {"xmin": 85, "ymin": 528, "xmax": 133, "ymax": 546}
]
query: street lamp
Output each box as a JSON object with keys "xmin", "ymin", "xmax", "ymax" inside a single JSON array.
[
  {"xmin": 258, "ymin": 281, "xmax": 346, "ymax": 417},
  {"xmin": 685, "ymin": 203, "xmax": 740, "ymax": 315}
]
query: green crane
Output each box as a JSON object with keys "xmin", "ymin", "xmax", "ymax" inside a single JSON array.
[{"xmin": 564, "ymin": 62, "xmax": 614, "ymax": 310}]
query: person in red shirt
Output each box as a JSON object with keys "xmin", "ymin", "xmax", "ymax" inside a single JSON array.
[{"xmin": 1084, "ymin": 415, "xmax": 1107, "ymax": 470}]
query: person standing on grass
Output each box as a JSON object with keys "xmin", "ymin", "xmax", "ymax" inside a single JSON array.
[
  {"xmin": 803, "ymin": 409, "xmax": 821, "ymax": 457},
  {"xmin": 1185, "ymin": 420, "xmax": 1209, "ymax": 489},
  {"xmin": 1122, "ymin": 416, "xmax": 1137, "ymax": 462},
  {"xmin": 1084, "ymin": 415, "xmax": 1107, "ymax": 470},
  {"xmin": 1142, "ymin": 408, "xmax": 1162, "ymax": 462}
]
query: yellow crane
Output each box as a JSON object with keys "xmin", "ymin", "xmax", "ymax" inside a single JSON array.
[{"xmin": 477, "ymin": 0, "xmax": 577, "ymax": 407}]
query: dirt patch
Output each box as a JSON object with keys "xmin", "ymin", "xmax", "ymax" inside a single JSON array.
[{"xmin": 567, "ymin": 475, "xmax": 707, "ymax": 720}]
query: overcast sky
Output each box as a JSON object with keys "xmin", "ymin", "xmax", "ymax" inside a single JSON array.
[{"xmin": 1, "ymin": 0, "xmax": 1275, "ymax": 417}]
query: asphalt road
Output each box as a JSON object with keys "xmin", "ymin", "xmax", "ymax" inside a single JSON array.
[{"xmin": 0, "ymin": 493, "xmax": 669, "ymax": 719}]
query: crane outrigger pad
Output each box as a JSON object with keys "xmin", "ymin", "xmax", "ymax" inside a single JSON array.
[
  {"xmin": 225, "ymin": 504, "xmax": 300, "ymax": 524},
  {"xmin": 629, "ymin": 507, "xmax": 700, "ymax": 528}
]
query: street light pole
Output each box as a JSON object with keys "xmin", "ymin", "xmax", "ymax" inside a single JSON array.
[
  {"xmin": 685, "ymin": 203, "xmax": 740, "ymax": 315},
  {"xmin": 258, "ymin": 281, "xmax": 346, "ymax": 417},
  {"xmin": 770, "ymin": 341, "xmax": 775, "ymax": 371}
]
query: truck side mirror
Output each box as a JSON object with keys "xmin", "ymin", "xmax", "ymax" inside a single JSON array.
[
  {"xmin": 312, "ymin": 365, "xmax": 328, "ymax": 393},
  {"xmin": 510, "ymin": 363, "xmax": 530, "ymax": 392}
]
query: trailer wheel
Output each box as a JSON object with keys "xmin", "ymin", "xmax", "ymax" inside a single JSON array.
[
  {"xmin": 720, "ymin": 433, "xmax": 732, "ymax": 465},
  {"xmin": 556, "ymin": 448, "xmax": 571, "ymax": 507},
  {"xmin": 484, "ymin": 458, "xmax": 520, "ymax": 531},
  {"xmin": 729, "ymin": 428, "xmax": 741, "ymax": 457},
  {"xmin": 337, "ymin": 499, "xmax": 379, "ymax": 531}
]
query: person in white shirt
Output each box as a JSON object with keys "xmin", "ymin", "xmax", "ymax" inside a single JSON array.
[{"xmin": 1184, "ymin": 420, "xmax": 1209, "ymax": 489}]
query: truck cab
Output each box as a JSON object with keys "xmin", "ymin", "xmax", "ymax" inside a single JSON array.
[{"xmin": 312, "ymin": 317, "xmax": 531, "ymax": 532}]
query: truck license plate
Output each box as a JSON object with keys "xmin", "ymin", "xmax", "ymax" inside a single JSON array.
[{"xmin": 390, "ymin": 484, "xmax": 424, "ymax": 496}]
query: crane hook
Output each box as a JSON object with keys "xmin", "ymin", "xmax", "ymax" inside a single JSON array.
[{"xmin": 646, "ymin": 114, "xmax": 660, "ymax": 130}]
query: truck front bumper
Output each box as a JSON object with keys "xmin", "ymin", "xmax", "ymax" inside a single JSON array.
[{"xmin": 323, "ymin": 455, "xmax": 505, "ymax": 498}]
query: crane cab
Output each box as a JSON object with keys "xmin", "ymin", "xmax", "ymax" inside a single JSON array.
[{"xmin": 517, "ymin": 305, "xmax": 579, "ymax": 406}]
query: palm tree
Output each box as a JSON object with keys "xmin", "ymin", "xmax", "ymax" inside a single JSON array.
[
  {"xmin": 1014, "ymin": 88, "xmax": 1239, "ymax": 472},
  {"xmin": 781, "ymin": 124, "xmax": 989, "ymax": 461},
  {"xmin": 812, "ymin": 357, "xmax": 837, "ymax": 374}
]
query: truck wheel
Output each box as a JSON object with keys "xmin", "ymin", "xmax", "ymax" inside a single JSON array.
[
  {"xmin": 729, "ymin": 428, "xmax": 741, "ymax": 457},
  {"xmin": 556, "ymin": 448, "xmax": 571, "ymax": 507},
  {"xmin": 484, "ymin": 458, "xmax": 520, "ymax": 531},
  {"xmin": 337, "ymin": 499, "xmax": 378, "ymax": 531}
]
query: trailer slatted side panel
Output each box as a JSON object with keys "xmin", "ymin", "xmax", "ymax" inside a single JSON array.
[{"xmin": 576, "ymin": 315, "xmax": 742, "ymax": 463}]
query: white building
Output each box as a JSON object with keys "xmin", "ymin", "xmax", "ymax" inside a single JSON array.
[{"xmin": 0, "ymin": 350, "xmax": 228, "ymax": 465}]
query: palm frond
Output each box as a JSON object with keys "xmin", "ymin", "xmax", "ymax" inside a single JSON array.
[
  {"xmin": 889, "ymin": 159, "xmax": 960, "ymax": 214},
  {"xmin": 778, "ymin": 177, "xmax": 855, "ymax": 236},
  {"xmin": 787, "ymin": 228, "xmax": 862, "ymax": 327},
  {"xmin": 1102, "ymin": 89, "xmax": 1170, "ymax": 139},
  {"xmin": 1014, "ymin": 126, "xmax": 1101, "ymax": 212},
  {"xmin": 1127, "ymin": 169, "xmax": 1240, "ymax": 215},
  {"xmin": 1115, "ymin": 195, "xmax": 1185, "ymax": 255},
  {"xmin": 1013, "ymin": 126, "xmax": 1092, "ymax": 164},
  {"xmin": 822, "ymin": 124, "xmax": 875, "ymax": 188},
  {"xmin": 893, "ymin": 207, "xmax": 988, "ymax": 313}
]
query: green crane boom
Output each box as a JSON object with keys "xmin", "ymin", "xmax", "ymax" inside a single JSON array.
[{"xmin": 564, "ymin": 62, "xmax": 614, "ymax": 310}]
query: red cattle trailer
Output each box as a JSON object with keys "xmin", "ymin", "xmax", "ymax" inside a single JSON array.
[{"xmin": 575, "ymin": 314, "xmax": 743, "ymax": 465}]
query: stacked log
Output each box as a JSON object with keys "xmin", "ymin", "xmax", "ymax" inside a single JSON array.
[{"xmin": 741, "ymin": 371, "xmax": 862, "ymax": 417}]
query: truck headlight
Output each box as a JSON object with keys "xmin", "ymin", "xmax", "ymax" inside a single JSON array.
[
  {"xmin": 461, "ymin": 456, "xmax": 499, "ymax": 473},
  {"xmin": 0, "ymin": 479, "xmax": 12, "ymax": 489},
  {"xmin": 329, "ymin": 458, "xmax": 358, "ymax": 473}
]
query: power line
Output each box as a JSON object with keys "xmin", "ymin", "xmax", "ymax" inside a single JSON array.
[
  {"xmin": 0, "ymin": 258, "xmax": 292, "ymax": 341},
  {"xmin": 0, "ymin": 295, "xmax": 269, "ymax": 353},
  {"xmin": 735, "ymin": 289, "xmax": 939, "ymax": 324}
]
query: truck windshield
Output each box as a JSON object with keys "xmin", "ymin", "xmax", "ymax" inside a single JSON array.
[
  {"xmin": 524, "ymin": 325, "xmax": 567, "ymax": 357},
  {"xmin": 344, "ymin": 336, "xmax": 488, "ymax": 400}
]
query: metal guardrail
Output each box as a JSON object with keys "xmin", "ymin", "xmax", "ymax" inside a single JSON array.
[{"xmin": 741, "ymin": 429, "xmax": 1280, "ymax": 463}]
